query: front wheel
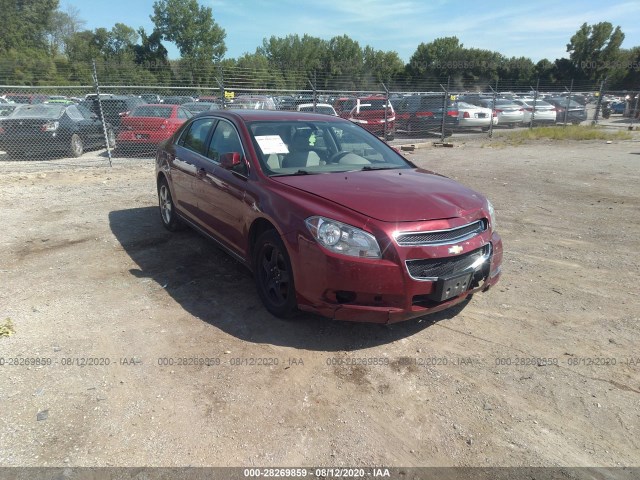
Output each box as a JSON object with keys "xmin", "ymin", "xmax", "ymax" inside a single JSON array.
[
  {"xmin": 70, "ymin": 134, "xmax": 84, "ymax": 157},
  {"xmin": 253, "ymin": 230, "xmax": 297, "ymax": 318},
  {"xmin": 157, "ymin": 177, "xmax": 182, "ymax": 231}
]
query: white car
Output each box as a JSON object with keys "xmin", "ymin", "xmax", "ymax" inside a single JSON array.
[
  {"xmin": 455, "ymin": 102, "xmax": 497, "ymax": 130},
  {"xmin": 512, "ymin": 99, "xmax": 556, "ymax": 125},
  {"xmin": 296, "ymin": 103, "xmax": 338, "ymax": 116},
  {"xmin": 479, "ymin": 99, "xmax": 524, "ymax": 127}
]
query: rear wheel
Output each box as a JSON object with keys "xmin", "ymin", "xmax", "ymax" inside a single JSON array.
[
  {"xmin": 106, "ymin": 128, "xmax": 116, "ymax": 149},
  {"xmin": 157, "ymin": 177, "xmax": 182, "ymax": 231},
  {"xmin": 253, "ymin": 230, "xmax": 297, "ymax": 318},
  {"xmin": 70, "ymin": 134, "xmax": 84, "ymax": 157}
]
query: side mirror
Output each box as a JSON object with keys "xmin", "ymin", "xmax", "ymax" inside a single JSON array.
[{"xmin": 220, "ymin": 152, "xmax": 242, "ymax": 169}]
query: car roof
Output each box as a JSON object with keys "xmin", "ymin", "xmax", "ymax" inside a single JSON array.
[
  {"xmin": 194, "ymin": 109, "xmax": 346, "ymax": 123},
  {"xmin": 297, "ymin": 103, "xmax": 334, "ymax": 108}
]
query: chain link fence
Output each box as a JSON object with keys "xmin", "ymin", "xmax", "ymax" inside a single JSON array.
[{"xmin": 1, "ymin": 61, "xmax": 638, "ymax": 161}]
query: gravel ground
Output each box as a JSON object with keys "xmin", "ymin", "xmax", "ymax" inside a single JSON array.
[{"xmin": 0, "ymin": 135, "xmax": 639, "ymax": 469}]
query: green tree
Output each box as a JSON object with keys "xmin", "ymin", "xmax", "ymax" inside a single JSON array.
[
  {"xmin": 134, "ymin": 28, "xmax": 172, "ymax": 83},
  {"xmin": 362, "ymin": 46, "xmax": 405, "ymax": 87},
  {"xmin": 151, "ymin": 0, "xmax": 226, "ymax": 85},
  {"xmin": 408, "ymin": 36, "xmax": 463, "ymax": 79},
  {"xmin": 151, "ymin": 0, "xmax": 226, "ymax": 60},
  {"xmin": 618, "ymin": 47, "xmax": 640, "ymax": 89},
  {"xmin": 259, "ymin": 34, "xmax": 327, "ymax": 88},
  {"xmin": 0, "ymin": 0, "xmax": 59, "ymax": 83},
  {"xmin": 325, "ymin": 35, "xmax": 363, "ymax": 82},
  {"xmin": 567, "ymin": 22, "xmax": 625, "ymax": 81},
  {"xmin": 46, "ymin": 5, "xmax": 86, "ymax": 56},
  {"xmin": 107, "ymin": 23, "xmax": 139, "ymax": 60},
  {"xmin": 408, "ymin": 37, "xmax": 505, "ymax": 89},
  {"xmin": 535, "ymin": 59, "xmax": 556, "ymax": 84},
  {"xmin": 498, "ymin": 56, "xmax": 536, "ymax": 87},
  {"xmin": 232, "ymin": 52, "xmax": 285, "ymax": 89},
  {"xmin": 0, "ymin": 0, "xmax": 59, "ymax": 53}
]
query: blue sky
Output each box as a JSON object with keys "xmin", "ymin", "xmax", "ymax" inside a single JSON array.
[{"xmin": 62, "ymin": 0, "xmax": 640, "ymax": 63}]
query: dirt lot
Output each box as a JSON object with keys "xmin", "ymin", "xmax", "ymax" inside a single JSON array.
[{"xmin": 0, "ymin": 135, "xmax": 639, "ymax": 469}]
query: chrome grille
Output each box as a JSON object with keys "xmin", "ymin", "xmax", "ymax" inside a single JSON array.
[
  {"xmin": 406, "ymin": 244, "xmax": 491, "ymax": 280},
  {"xmin": 395, "ymin": 220, "xmax": 486, "ymax": 246}
]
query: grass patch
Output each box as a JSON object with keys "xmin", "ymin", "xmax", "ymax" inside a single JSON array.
[
  {"xmin": 499, "ymin": 125, "xmax": 632, "ymax": 143},
  {"xmin": 0, "ymin": 317, "xmax": 15, "ymax": 337}
]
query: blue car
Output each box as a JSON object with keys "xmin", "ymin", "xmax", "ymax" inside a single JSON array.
[{"xmin": 610, "ymin": 102, "xmax": 625, "ymax": 115}]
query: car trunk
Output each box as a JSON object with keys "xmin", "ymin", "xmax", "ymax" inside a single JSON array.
[
  {"xmin": 0, "ymin": 117, "xmax": 56, "ymax": 134},
  {"xmin": 121, "ymin": 116, "xmax": 169, "ymax": 132}
]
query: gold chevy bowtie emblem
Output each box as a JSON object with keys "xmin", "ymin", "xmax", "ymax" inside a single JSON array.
[{"xmin": 449, "ymin": 245, "xmax": 463, "ymax": 254}]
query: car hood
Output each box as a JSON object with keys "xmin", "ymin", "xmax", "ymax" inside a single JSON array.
[{"xmin": 273, "ymin": 168, "xmax": 486, "ymax": 222}]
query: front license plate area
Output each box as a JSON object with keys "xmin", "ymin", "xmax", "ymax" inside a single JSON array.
[{"xmin": 430, "ymin": 272, "xmax": 472, "ymax": 302}]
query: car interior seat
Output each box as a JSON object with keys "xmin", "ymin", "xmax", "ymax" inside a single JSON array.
[{"xmin": 282, "ymin": 129, "xmax": 321, "ymax": 168}]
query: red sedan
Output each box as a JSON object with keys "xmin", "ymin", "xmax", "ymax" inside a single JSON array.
[
  {"xmin": 155, "ymin": 110, "xmax": 502, "ymax": 323},
  {"xmin": 347, "ymin": 96, "xmax": 396, "ymax": 140},
  {"xmin": 117, "ymin": 104, "xmax": 192, "ymax": 153}
]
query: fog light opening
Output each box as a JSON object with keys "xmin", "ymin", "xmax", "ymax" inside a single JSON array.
[{"xmin": 335, "ymin": 290, "xmax": 357, "ymax": 304}]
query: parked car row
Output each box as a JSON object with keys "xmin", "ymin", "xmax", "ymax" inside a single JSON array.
[
  {"xmin": 456, "ymin": 93, "xmax": 587, "ymax": 125},
  {"xmin": 0, "ymin": 87, "xmax": 602, "ymax": 160}
]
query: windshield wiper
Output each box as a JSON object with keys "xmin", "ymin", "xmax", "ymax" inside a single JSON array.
[
  {"xmin": 360, "ymin": 165, "xmax": 398, "ymax": 171},
  {"xmin": 272, "ymin": 169, "xmax": 317, "ymax": 177}
]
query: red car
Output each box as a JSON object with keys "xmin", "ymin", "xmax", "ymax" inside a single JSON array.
[
  {"xmin": 333, "ymin": 97, "xmax": 356, "ymax": 117},
  {"xmin": 155, "ymin": 110, "xmax": 502, "ymax": 323},
  {"xmin": 347, "ymin": 96, "xmax": 396, "ymax": 140},
  {"xmin": 117, "ymin": 104, "xmax": 192, "ymax": 152}
]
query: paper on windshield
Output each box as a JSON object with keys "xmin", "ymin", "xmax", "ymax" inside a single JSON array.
[{"xmin": 255, "ymin": 135, "xmax": 289, "ymax": 155}]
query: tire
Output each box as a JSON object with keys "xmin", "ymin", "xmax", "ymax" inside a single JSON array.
[
  {"xmin": 253, "ymin": 230, "xmax": 297, "ymax": 318},
  {"xmin": 70, "ymin": 134, "xmax": 84, "ymax": 157},
  {"xmin": 157, "ymin": 177, "xmax": 182, "ymax": 232},
  {"xmin": 106, "ymin": 128, "xmax": 116, "ymax": 149},
  {"xmin": 385, "ymin": 132, "xmax": 395, "ymax": 141}
]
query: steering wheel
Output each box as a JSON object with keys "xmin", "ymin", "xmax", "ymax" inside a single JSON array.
[{"xmin": 328, "ymin": 151, "xmax": 351, "ymax": 163}]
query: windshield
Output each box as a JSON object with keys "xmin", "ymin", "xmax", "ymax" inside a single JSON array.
[
  {"xmin": 550, "ymin": 98, "xmax": 584, "ymax": 108},
  {"xmin": 248, "ymin": 119, "xmax": 411, "ymax": 176},
  {"xmin": 11, "ymin": 104, "xmax": 65, "ymax": 119},
  {"xmin": 357, "ymin": 99, "xmax": 391, "ymax": 110}
]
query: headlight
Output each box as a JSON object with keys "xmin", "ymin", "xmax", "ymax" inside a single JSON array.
[
  {"xmin": 487, "ymin": 200, "xmax": 497, "ymax": 230},
  {"xmin": 305, "ymin": 216, "xmax": 381, "ymax": 258},
  {"xmin": 41, "ymin": 121, "xmax": 59, "ymax": 132}
]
